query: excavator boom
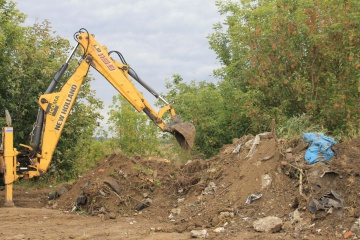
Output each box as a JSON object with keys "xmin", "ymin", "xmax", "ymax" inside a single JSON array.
[{"xmin": 75, "ymin": 30, "xmax": 195, "ymax": 149}]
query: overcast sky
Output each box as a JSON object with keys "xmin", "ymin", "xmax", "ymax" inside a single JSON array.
[{"xmin": 15, "ymin": 0, "xmax": 224, "ymax": 127}]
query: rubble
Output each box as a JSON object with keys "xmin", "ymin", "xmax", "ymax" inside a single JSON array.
[
  {"xmin": 42, "ymin": 135, "xmax": 360, "ymax": 239},
  {"xmin": 253, "ymin": 216, "xmax": 283, "ymax": 233},
  {"xmin": 190, "ymin": 229, "xmax": 208, "ymax": 238}
]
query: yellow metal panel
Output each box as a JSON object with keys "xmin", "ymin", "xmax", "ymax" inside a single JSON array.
[
  {"xmin": 3, "ymin": 127, "xmax": 18, "ymax": 206},
  {"xmin": 36, "ymin": 59, "xmax": 91, "ymax": 173}
]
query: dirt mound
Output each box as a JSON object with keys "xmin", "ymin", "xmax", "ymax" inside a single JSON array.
[{"xmin": 46, "ymin": 133, "xmax": 360, "ymax": 239}]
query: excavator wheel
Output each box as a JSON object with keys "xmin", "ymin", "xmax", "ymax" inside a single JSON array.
[{"xmin": 170, "ymin": 122, "xmax": 196, "ymax": 151}]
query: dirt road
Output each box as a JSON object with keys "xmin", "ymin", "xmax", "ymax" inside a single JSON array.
[{"xmin": 0, "ymin": 207, "xmax": 192, "ymax": 240}]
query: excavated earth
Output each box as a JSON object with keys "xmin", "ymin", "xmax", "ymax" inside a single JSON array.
[{"xmin": 1, "ymin": 133, "xmax": 360, "ymax": 239}]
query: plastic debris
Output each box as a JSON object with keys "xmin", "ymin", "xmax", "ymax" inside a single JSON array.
[
  {"xmin": 261, "ymin": 174, "xmax": 272, "ymax": 190},
  {"xmin": 246, "ymin": 135, "xmax": 261, "ymax": 158},
  {"xmin": 213, "ymin": 227, "xmax": 225, "ymax": 233},
  {"xmin": 135, "ymin": 198, "xmax": 152, "ymax": 211},
  {"xmin": 202, "ymin": 182, "xmax": 217, "ymax": 195},
  {"xmin": 308, "ymin": 189, "xmax": 344, "ymax": 213},
  {"xmin": 232, "ymin": 144, "xmax": 242, "ymax": 154},
  {"xmin": 245, "ymin": 193, "xmax": 263, "ymax": 204},
  {"xmin": 303, "ymin": 132, "xmax": 337, "ymax": 165}
]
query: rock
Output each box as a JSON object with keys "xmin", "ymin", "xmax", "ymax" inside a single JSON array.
[
  {"xmin": 291, "ymin": 209, "xmax": 302, "ymax": 224},
  {"xmin": 155, "ymin": 227, "xmax": 162, "ymax": 232},
  {"xmin": 286, "ymin": 152, "xmax": 293, "ymax": 161},
  {"xmin": 213, "ymin": 227, "xmax": 225, "ymax": 233},
  {"xmin": 211, "ymin": 215, "xmax": 220, "ymax": 226},
  {"xmin": 108, "ymin": 212, "xmax": 116, "ymax": 219},
  {"xmin": 253, "ymin": 216, "xmax": 283, "ymax": 233},
  {"xmin": 170, "ymin": 208, "xmax": 181, "ymax": 215},
  {"xmin": 219, "ymin": 211, "xmax": 234, "ymax": 221},
  {"xmin": 169, "ymin": 208, "xmax": 181, "ymax": 219},
  {"xmin": 190, "ymin": 229, "xmax": 208, "ymax": 238},
  {"xmin": 282, "ymin": 221, "xmax": 293, "ymax": 232}
]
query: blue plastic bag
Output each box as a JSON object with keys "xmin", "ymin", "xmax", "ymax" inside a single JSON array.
[{"xmin": 303, "ymin": 133, "xmax": 337, "ymax": 165}]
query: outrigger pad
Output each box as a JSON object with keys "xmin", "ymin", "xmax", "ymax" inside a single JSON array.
[{"xmin": 170, "ymin": 122, "xmax": 196, "ymax": 151}]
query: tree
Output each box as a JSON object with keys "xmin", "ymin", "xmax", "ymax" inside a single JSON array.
[
  {"xmin": 107, "ymin": 94, "xmax": 161, "ymax": 156},
  {"xmin": 0, "ymin": 1, "xmax": 104, "ymax": 181},
  {"xmin": 5, "ymin": 20, "xmax": 74, "ymax": 143},
  {"xmin": 209, "ymin": 0, "xmax": 360, "ymax": 137},
  {"xmin": 163, "ymin": 74, "xmax": 228, "ymax": 157},
  {"xmin": 0, "ymin": 0, "xmax": 26, "ymax": 127}
]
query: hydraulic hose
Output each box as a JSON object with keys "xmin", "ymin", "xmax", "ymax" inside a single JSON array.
[{"xmin": 29, "ymin": 44, "xmax": 78, "ymax": 151}]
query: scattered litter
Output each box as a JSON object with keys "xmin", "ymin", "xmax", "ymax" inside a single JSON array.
[
  {"xmin": 308, "ymin": 189, "xmax": 344, "ymax": 213},
  {"xmin": 232, "ymin": 144, "xmax": 242, "ymax": 154},
  {"xmin": 246, "ymin": 135, "xmax": 260, "ymax": 158},
  {"xmin": 76, "ymin": 191, "xmax": 87, "ymax": 206},
  {"xmin": 135, "ymin": 198, "xmax": 152, "ymax": 211},
  {"xmin": 245, "ymin": 193, "xmax": 263, "ymax": 204},
  {"xmin": 48, "ymin": 191, "xmax": 60, "ymax": 200},
  {"xmin": 261, "ymin": 155, "xmax": 274, "ymax": 161},
  {"xmin": 303, "ymin": 132, "xmax": 337, "ymax": 165},
  {"xmin": 48, "ymin": 184, "xmax": 70, "ymax": 200},
  {"xmin": 103, "ymin": 177, "xmax": 121, "ymax": 194},
  {"xmin": 261, "ymin": 174, "xmax": 272, "ymax": 190},
  {"xmin": 213, "ymin": 227, "xmax": 225, "ymax": 233},
  {"xmin": 99, "ymin": 189, "xmax": 107, "ymax": 197},
  {"xmin": 202, "ymin": 182, "xmax": 217, "ymax": 195}
]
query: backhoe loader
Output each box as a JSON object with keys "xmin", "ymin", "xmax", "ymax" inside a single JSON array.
[{"xmin": 0, "ymin": 28, "xmax": 195, "ymax": 206}]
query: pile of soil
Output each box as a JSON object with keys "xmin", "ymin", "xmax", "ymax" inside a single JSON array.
[{"xmin": 44, "ymin": 133, "xmax": 360, "ymax": 239}]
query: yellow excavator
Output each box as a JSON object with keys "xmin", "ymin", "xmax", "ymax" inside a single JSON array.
[{"xmin": 0, "ymin": 28, "xmax": 195, "ymax": 206}]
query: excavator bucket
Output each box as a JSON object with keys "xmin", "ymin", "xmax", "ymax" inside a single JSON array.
[{"xmin": 170, "ymin": 122, "xmax": 196, "ymax": 151}]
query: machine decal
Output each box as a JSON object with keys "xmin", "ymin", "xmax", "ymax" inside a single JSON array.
[
  {"xmin": 46, "ymin": 96, "xmax": 60, "ymax": 116},
  {"xmin": 94, "ymin": 45, "xmax": 116, "ymax": 71},
  {"xmin": 99, "ymin": 52, "xmax": 116, "ymax": 71},
  {"xmin": 55, "ymin": 84, "xmax": 77, "ymax": 131}
]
